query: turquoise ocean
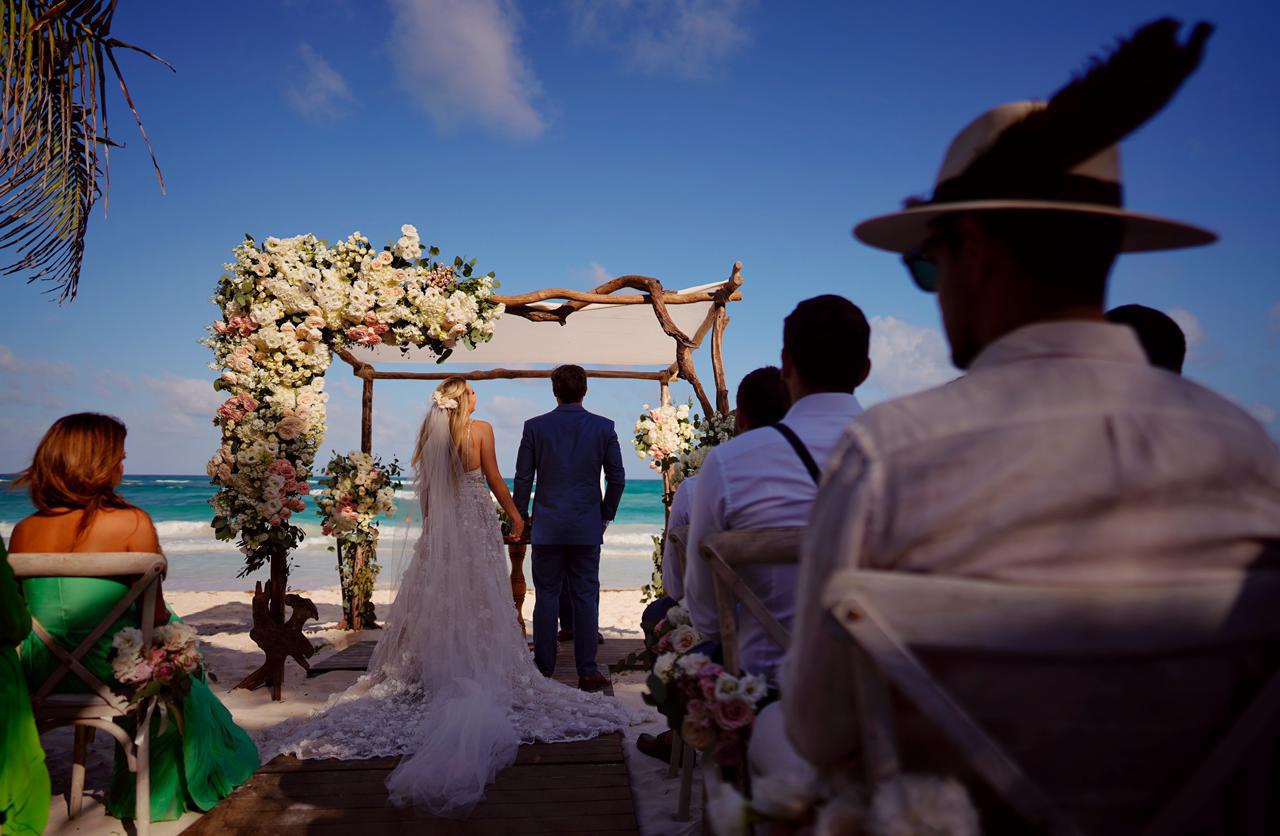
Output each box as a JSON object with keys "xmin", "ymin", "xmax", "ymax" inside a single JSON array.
[{"xmin": 0, "ymin": 475, "xmax": 665, "ymax": 592}]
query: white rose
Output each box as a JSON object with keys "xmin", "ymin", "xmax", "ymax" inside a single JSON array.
[
  {"xmin": 665, "ymin": 605, "xmax": 690, "ymax": 627},
  {"xmin": 676, "ymin": 652, "xmax": 710, "ymax": 678},
  {"xmin": 652, "ymin": 652, "xmax": 678, "ymax": 682},
  {"xmin": 669, "ymin": 625, "xmax": 701, "ymax": 654},
  {"xmin": 400, "ymin": 223, "xmax": 418, "ymax": 238}
]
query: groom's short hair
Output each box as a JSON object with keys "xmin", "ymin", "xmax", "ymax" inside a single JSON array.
[{"xmin": 551, "ymin": 364, "xmax": 588, "ymax": 403}]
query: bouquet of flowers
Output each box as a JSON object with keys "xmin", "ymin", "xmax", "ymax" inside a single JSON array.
[
  {"xmin": 110, "ymin": 622, "xmax": 203, "ymax": 728},
  {"xmin": 317, "ymin": 451, "xmax": 402, "ymax": 542},
  {"xmin": 668, "ymin": 409, "xmax": 737, "ymax": 497},
  {"xmin": 633, "ymin": 401, "xmax": 696, "ymax": 471}
]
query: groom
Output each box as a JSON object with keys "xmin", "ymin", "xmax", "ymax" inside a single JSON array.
[{"xmin": 514, "ymin": 364, "xmax": 626, "ymax": 691}]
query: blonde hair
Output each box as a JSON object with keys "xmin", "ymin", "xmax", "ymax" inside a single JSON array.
[
  {"xmin": 413, "ymin": 377, "xmax": 473, "ymax": 468},
  {"xmin": 14, "ymin": 412, "xmax": 136, "ymax": 542}
]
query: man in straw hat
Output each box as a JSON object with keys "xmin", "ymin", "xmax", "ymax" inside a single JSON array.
[{"xmin": 782, "ymin": 19, "xmax": 1280, "ymax": 830}]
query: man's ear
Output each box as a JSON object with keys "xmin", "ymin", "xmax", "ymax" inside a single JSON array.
[{"xmin": 857, "ymin": 357, "xmax": 872, "ymax": 388}]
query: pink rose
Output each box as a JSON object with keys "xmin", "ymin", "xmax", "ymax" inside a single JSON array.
[
  {"xmin": 148, "ymin": 647, "xmax": 167, "ymax": 665},
  {"xmin": 710, "ymin": 698, "xmax": 754, "ymax": 731},
  {"xmin": 685, "ymin": 698, "xmax": 710, "ymax": 723},
  {"xmin": 131, "ymin": 661, "xmax": 153, "ymax": 683},
  {"xmin": 269, "ymin": 516, "xmax": 282, "ymax": 526},
  {"xmin": 698, "ymin": 662, "xmax": 724, "ymax": 679},
  {"xmin": 700, "ymin": 677, "xmax": 718, "ymax": 700},
  {"xmin": 275, "ymin": 416, "xmax": 306, "ymax": 441},
  {"xmin": 156, "ymin": 663, "xmax": 175, "ymax": 679}
]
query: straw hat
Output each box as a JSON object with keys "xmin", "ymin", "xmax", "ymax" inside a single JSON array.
[
  {"xmin": 854, "ymin": 19, "xmax": 1218, "ymax": 255},
  {"xmin": 854, "ymin": 102, "xmax": 1217, "ymax": 254}
]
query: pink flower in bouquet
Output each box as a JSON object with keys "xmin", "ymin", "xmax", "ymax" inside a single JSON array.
[
  {"xmin": 685, "ymin": 698, "xmax": 710, "ymax": 724},
  {"xmin": 655, "ymin": 634, "xmax": 673, "ymax": 654},
  {"xmin": 700, "ymin": 676, "xmax": 719, "ymax": 701},
  {"xmin": 131, "ymin": 660, "xmax": 154, "ymax": 683},
  {"xmin": 269, "ymin": 515, "xmax": 282, "ymax": 526},
  {"xmin": 276, "ymin": 415, "xmax": 307, "ymax": 441},
  {"xmin": 267, "ymin": 459, "xmax": 296, "ymax": 479},
  {"xmin": 711, "ymin": 698, "xmax": 755, "ymax": 731},
  {"xmin": 148, "ymin": 647, "xmax": 167, "ymax": 665},
  {"xmin": 229, "ymin": 316, "xmax": 259, "ymax": 336},
  {"xmin": 698, "ymin": 661, "xmax": 724, "ymax": 679},
  {"xmin": 156, "ymin": 662, "xmax": 175, "ymax": 680}
]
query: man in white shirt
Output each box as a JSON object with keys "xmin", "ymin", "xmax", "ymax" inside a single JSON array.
[
  {"xmin": 660, "ymin": 474, "xmax": 696, "ymax": 602},
  {"xmin": 785, "ymin": 22, "xmax": 1280, "ymax": 826},
  {"xmin": 686, "ymin": 296, "xmax": 870, "ymax": 681}
]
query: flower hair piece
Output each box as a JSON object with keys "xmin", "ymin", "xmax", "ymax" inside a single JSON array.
[{"xmin": 432, "ymin": 390, "xmax": 459, "ymax": 411}]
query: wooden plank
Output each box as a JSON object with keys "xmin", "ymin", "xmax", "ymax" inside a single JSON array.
[{"xmin": 307, "ymin": 641, "xmax": 378, "ymax": 677}]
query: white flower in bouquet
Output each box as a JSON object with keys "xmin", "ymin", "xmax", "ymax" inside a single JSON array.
[
  {"xmin": 739, "ymin": 673, "xmax": 768, "ymax": 705},
  {"xmin": 705, "ymin": 768, "xmax": 749, "ymax": 836},
  {"xmin": 653, "ymin": 652, "xmax": 678, "ymax": 683},
  {"xmin": 866, "ymin": 775, "xmax": 979, "ymax": 836},
  {"xmin": 157, "ymin": 622, "xmax": 199, "ymax": 652},
  {"xmin": 712, "ymin": 673, "xmax": 742, "ymax": 703},
  {"xmin": 676, "ymin": 652, "xmax": 711, "ymax": 678},
  {"xmin": 669, "ymin": 624, "xmax": 701, "ymax": 654},
  {"xmin": 664, "ymin": 605, "xmax": 690, "ymax": 627},
  {"xmin": 112, "ymin": 628, "xmax": 144, "ymax": 659},
  {"xmin": 751, "ymin": 770, "xmax": 822, "ymax": 822}
]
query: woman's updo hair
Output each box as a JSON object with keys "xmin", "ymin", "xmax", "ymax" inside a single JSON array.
[{"xmin": 14, "ymin": 412, "xmax": 135, "ymax": 540}]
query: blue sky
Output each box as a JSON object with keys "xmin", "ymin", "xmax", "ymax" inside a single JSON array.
[{"xmin": 1, "ymin": 0, "xmax": 1277, "ymax": 477}]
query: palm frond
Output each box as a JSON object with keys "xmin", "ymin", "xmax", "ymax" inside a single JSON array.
[{"xmin": 0, "ymin": 0, "xmax": 171, "ymax": 301}]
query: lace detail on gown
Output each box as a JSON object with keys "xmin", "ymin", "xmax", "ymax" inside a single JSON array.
[{"xmin": 258, "ymin": 468, "xmax": 642, "ymax": 817}]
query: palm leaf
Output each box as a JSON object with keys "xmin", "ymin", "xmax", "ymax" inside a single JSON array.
[{"xmin": 0, "ymin": 0, "xmax": 171, "ymax": 301}]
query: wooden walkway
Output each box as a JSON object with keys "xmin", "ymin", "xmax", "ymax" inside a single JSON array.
[{"xmin": 187, "ymin": 638, "xmax": 645, "ymax": 835}]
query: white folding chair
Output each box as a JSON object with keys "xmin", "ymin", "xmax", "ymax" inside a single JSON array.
[
  {"xmin": 11, "ymin": 552, "xmax": 166, "ymax": 836},
  {"xmin": 824, "ymin": 569, "xmax": 1280, "ymax": 836}
]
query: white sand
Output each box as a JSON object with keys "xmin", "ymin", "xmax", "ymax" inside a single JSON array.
[{"xmin": 41, "ymin": 586, "xmax": 691, "ymax": 835}]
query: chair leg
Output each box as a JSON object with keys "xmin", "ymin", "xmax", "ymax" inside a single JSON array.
[
  {"xmin": 135, "ymin": 719, "xmax": 151, "ymax": 836},
  {"xmin": 676, "ymin": 736, "xmax": 696, "ymax": 822},
  {"xmin": 668, "ymin": 732, "xmax": 684, "ymax": 779},
  {"xmin": 69, "ymin": 725, "xmax": 95, "ymax": 818}
]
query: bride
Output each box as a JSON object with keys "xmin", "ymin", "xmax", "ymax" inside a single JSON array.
[{"xmin": 261, "ymin": 377, "xmax": 638, "ymax": 816}]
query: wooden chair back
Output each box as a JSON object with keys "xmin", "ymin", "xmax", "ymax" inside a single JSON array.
[
  {"xmin": 824, "ymin": 569, "xmax": 1280, "ymax": 836},
  {"xmin": 698, "ymin": 528, "xmax": 802, "ymax": 675},
  {"xmin": 9, "ymin": 552, "xmax": 166, "ymax": 835}
]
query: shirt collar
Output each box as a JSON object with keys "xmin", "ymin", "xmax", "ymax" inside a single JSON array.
[
  {"xmin": 968, "ymin": 320, "xmax": 1148, "ymax": 372},
  {"xmin": 783, "ymin": 391, "xmax": 864, "ymax": 421}
]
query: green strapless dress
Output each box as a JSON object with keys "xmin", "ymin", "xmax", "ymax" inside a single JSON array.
[
  {"xmin": 1, "ymin": 537, "xmax": 51, "ymax": 836},
  {"xmin": 19, "ymin": 570, "xmax": 259, "ymax": 822}
]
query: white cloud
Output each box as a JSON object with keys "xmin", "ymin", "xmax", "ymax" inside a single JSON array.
[
  {"xmin": 0, "ymin": 343, "xmax": 74, "ymax": 383},
  {"xmin": 389, "ymin": 0, "xmax": 546, "ymax": 139},
  {"xmin": 865, "ymin": 316, "xmax": 955, "ymax": 399},
  {"xmin": 568, "ymin": 0, "xmax": 753, "ymax": 79},
  {"xmin": 483, "ymin": 394, "xmax": 537, "ymax": 433},
  {"xmin": 588, "ymin": 262, "xmax": 613, "ymax": 284},
  {"xmin": 1166, "ymin": 307, "xmax": 1204, "ymax": 360},
  {"xmin": 1250, "ymin": 404, "xmax": 1278, "ymax": 426},
  {"xmin": 144, "ymin": 374, "xmax": 224, "ymax": 430},
  {"xmin": 284, "ymin": 44, "xmax": 355, "ymax": 120}
]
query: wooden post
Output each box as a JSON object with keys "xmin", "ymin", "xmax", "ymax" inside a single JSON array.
[
  {"xmin": 361, "ymin": 377, "xmax": 373, "ymax": 454},
  {"xmin": 711, "ymin": 303, "xmax": 730, "ymax": 416}
]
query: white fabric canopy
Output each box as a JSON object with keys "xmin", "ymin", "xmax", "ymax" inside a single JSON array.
[{"xmin": 350, "ymin": 282, "xmax": 722, "ymax": 368}]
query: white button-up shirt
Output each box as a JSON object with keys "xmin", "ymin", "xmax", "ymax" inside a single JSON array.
[
  {"xmin": 784, "ymin": 320, "xmax": 1280, "ymax": 767},
  {"xmin": 662, "ymin": 474, "xmax": 697, "ymax": 600},
  {"xmin": 685, "ymin": 392, "xmax": 864, "ymax": 680}
]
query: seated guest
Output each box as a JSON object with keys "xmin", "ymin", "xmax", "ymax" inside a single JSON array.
[
  {"xmin": 9, "ymin": 413, "xmax": 259, "ymax": 823},
  {"xmin": 0, "ymin": 535, "xmax": 50, "ymax": 836},
  {"xmin": 786, "ymin": 23, "xmax": 1280, "ymax": 832},
  {"xmin": 1106, "ymin": 303, "xmax": 1187, "ymax": 373},
  {"xmin": 663, "ymin": 366, "xmax": 791, "ymax": 603},
  {"xmin": 686, "ymin": 297, "xmax": 869, "ymax": 682}
]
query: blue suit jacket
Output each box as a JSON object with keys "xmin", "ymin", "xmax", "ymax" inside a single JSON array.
[{"xmin": 513, "ymin": 403, "xmax": 626, "ymax": 546}]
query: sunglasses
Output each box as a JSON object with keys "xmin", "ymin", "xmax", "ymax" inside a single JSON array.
[{"xmin": 901, "ymin": 230, "xmax": 954, "ymax": 293}]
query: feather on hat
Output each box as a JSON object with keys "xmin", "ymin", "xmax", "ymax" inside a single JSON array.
[{"xmin": 855, "ymin": 18, "xmax": 1218, "ymax": 254}]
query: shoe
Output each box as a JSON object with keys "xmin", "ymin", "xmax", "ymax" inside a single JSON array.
[
  {"xmin": 558, "ymin": 629, "xmax": 574, "ymax": 642},
  {"xmin": 597, "ymin": 632, "xmax": 605, "ymax": 645},
  {"xmin": 578, "ymin": 671, "xmax": 610, "ymax": 692},
  {"xmin": 636, "ymin": 730, "xmax": 673, "ymax": 763}
]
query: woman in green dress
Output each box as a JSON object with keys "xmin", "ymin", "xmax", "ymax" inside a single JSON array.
[
  {"xmin": 1, "ymin": 534, "xmax": 51, "ymax": 836},
  {"xmin": 9, "ymin": 413, "xmax": 259, "ymax": 823}
]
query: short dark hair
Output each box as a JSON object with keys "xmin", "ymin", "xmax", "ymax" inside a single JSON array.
[
  {"xmin": 1106, "ymin": 304, "xmax": 1186, "ymax": 374},
  {"xmin": 551, "ymin": 364, "xmax": 588, "ymax": 403},
  {"xmin": 974, "ymin": 211, "xmax": 1122, "ymax": 306},
  {"xmin": 736, "ymin": 366, "xmax": 789, "ymax": 429},
  {"xmin": 782, "ymin": 295, "xmax": 871, "ymax": 392}
]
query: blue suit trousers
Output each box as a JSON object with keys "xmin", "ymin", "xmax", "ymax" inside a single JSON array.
[{"xmin": 532, "ymin": 544, "xmax": 600, "ymax": 677}]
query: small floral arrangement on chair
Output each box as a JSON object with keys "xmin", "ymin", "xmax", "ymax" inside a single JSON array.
[
  {"xmin": 110, "ymin": 623, "xmax": 203, "ymax": 729},
  {"xmin": 644, "ymin": 608, "xmax": 772, "ymax": 768}
]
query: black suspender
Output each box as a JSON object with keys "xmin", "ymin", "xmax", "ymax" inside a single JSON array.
[{"xmin": 771, "ymin": 423, "xmax": 821, "ymax": 485}]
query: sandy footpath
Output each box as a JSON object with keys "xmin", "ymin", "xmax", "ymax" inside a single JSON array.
[{"xmin": 40, "ymin": 586, "xmax": 689, "ymax": 835}]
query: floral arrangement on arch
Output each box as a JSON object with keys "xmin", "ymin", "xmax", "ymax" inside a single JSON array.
[
  {"xmin": 643, "ymin": 604, "xmax": 772, "ymax": 769},
  {"xmin": 110, "ymin": 622, "xmax": 203, "ymax": 730},
  {"xmin": 668, "ymin": 409, "xmax": 736, "ymax": 497},
  {"xmin": 317, "ymin": 450, "xmax": 402, "ymax": 628},
  {"xmin": 205, "ymin": 225, "xmax": 502, "ymax": 575},
  {"xmin": 633, "ymin": 401, "xmax": 696, "ymax": 472}
]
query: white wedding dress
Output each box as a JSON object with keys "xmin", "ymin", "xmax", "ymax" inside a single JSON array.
[{"xmin": 259, "ymin": 408, "xmax": 639, "ymax": 816}]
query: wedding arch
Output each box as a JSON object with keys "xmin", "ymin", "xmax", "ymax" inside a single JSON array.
[{"xmin": 205, "ymin": 225, "xmax": 742, "ymax": 698}]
